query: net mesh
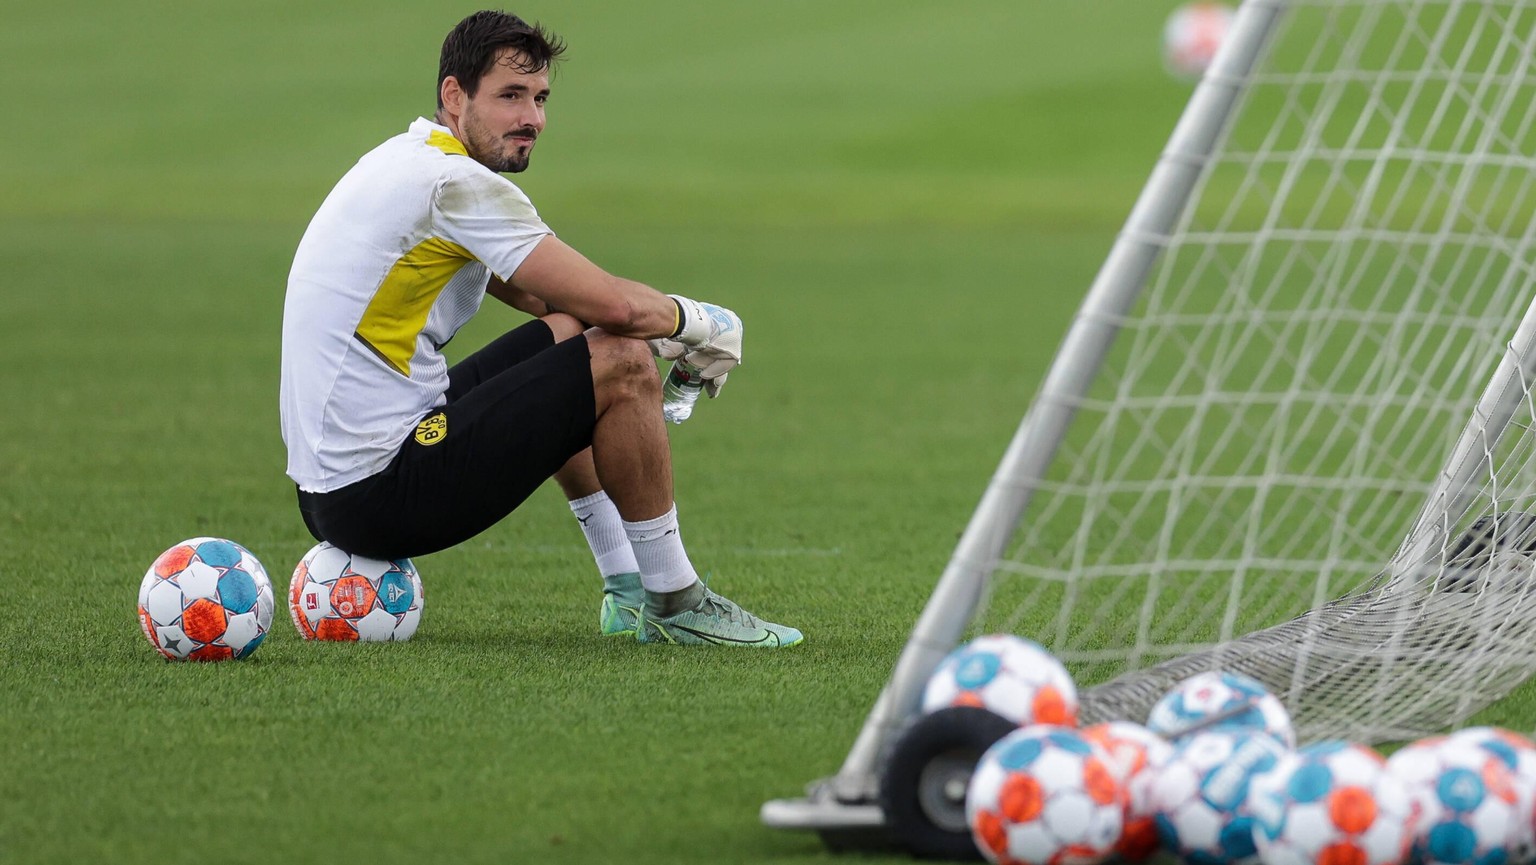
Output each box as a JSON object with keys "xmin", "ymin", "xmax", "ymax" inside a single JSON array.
[{"xmin": 972, "ymin": 0, "xmax": 1536, "ymax": 742}]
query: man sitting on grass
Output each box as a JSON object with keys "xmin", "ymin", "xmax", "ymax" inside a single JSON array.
[{"xmin": 279, "ymin": 10, "xmax": 801, "ymax": 647}]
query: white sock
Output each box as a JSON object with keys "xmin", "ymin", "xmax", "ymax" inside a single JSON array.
[
  {"xmin": 568, "ymin": 491, "xmax": 639, "ymax": 578},
  {"xmin": 622, "ymin": 505, "xmax": 700, "ymax": 593}
]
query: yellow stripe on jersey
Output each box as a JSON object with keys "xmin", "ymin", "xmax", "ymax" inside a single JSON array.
[
  {"xmin": 426, "ymin": 130, "xmax": 468, "ymax": 157},
  {"xmin": 354, "ymin": 237, "xmax": 475, "ymax": 376}
]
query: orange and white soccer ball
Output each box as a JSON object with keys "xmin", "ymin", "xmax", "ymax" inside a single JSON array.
[
  {"xmin": 1251, "ymin": 741, "xmax": 1418, "ymax": 865},
  {"xmin": 288, "ymin": 542, "xmax": 424, "ymax": 642},
  {"xmin": 921, "ymin": 634, "xmax": 1079, "ymax": 727},
  {"xmin": 137, "ymin": 537, "xmax": 275, "ymax": 661},
  {"xmin": 1082, "ymin": 721, "xmax": 1174, "ymax": 862},
  {"xmin": 968, "ymin": 725, "xmax": 1127, "ymax": 865},
  {"xmin": 1163, "ymin": 1, "xmax": 1235, "ymax": 79}
]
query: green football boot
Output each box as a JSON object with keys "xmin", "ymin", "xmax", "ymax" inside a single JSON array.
[
  {"xmin": 599, "ymin": 572, "xmax": 644, "ymax": 637},
  {"xmin": 637, "ymin": 584, "xmax": 803, "ymax": 648}
]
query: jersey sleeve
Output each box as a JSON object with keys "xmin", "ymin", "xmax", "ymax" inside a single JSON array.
[{"xmin": 432, "ymin": 166, "xmax": 554, "ymax": 281}]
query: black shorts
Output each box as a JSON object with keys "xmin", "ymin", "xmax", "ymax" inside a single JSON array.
[{"xmin": 297, "ymin": 319, "xmax": 596, "ymax": 559}]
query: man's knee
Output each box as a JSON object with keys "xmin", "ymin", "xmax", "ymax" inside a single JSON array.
[
  {"xmin": 588, "ymin": 332, "xmax": 659, "ymax": 393},
  {"xmin": 541, "ymin": 312, "xmax": 587, "ymax": 342}
]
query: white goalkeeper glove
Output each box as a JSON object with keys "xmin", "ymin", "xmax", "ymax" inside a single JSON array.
[
  {"xmin": 648, "ymin": 337, "xmax": 686, "ymax": 361},
  {"xmin": 665, "ymin": 295, "xmax": 742, "ymax": 393},
  {"xmin": 648, "ymin": 336, "xmax": 729, "ymax": 398}
]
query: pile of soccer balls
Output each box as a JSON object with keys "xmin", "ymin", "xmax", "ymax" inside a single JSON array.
[
  {"xmin": 923, "ymin": 634, "xmax": 1536, "ymax": 865},
  {"xmin": 136, "ymin": 537, "xmax": 425, "ymax": 661}
]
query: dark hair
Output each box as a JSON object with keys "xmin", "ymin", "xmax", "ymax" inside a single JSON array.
[{"xmin": 437, "ymin": 10, "xmax": 565, "ymax": 109}]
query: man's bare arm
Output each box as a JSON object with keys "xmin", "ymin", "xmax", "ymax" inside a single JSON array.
[
  {"xmin": 508, "ymin": 236, "xmax": 677, "ymax": 338},
  {"xmin": 485, "ymin": 275, "xmax": 552, "ymax": 317}
]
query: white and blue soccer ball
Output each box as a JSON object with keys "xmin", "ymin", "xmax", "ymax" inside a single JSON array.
[
  {"xmin": 137, "ymin": 537, "xmax": 275, "ymax": 661},
  {"xmin": 1149, "ymin": 729, "xmax": 1289, "ymax": 865},
  {"xmin": 1250, "ymin": 740, "xmax": 1417, "ymax": 865},
  {"xmin": 1386, "ymin": 736, "xmax": 1527, "ymax": 865},
  {"xmin": 288, "ymin": 542, "xmax": 424, "ymax": 642},
  {"xmin": 1448, "ymin": 727, "xmax": 1536, "ymax": 778},
  {"xmin": 967, "ymin": 725, "xmax": 1126, "ymax": 865},
  {"xmin": 1147, "ymin": 671, "xmax": 1296, "ymax": 747},
  {"xmin": 921, "ymin": 634, "xmax": 1079, "ymax": 727},
  {"xmin": 1448, "ymin": 726, "xmax": 1536, "ymax": 862}
]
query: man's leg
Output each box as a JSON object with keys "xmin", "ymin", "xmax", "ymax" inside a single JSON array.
[
  {"xmin": 557, "ymin": 449, "xmax": 644, "ymax": 636},
  {"xmin": 584, "ymin": 331, "xmax": 802, "ymax": 647},
  {"xmin": 524, "ymin": 317, "xmax": 647, "ymax": 636},
  {"xmin": 445, "ymin": 316, "xmax": 702, "ymax": 631},
  {"xmin": 446, "ymin": 314, "xmax": 645, "ymax": 634},
  {"xmin": 445, "ymin": 315, "xmax": 578, "ymax": 398},
  {"xmin": 584, "ymin": 331, "xmax": 675, "ymax": 518}
]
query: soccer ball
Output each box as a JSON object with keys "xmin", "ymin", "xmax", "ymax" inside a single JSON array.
[
  {"xmin": 1162, "ymin": 1, "xmax": 1235, "ymax": 79},
  {"xmin": 1149, "ymin": 729, "xmax": 1289, "ymax": 864},
  {"xmin": 967, "ymin": 725, "xmax": 1126, "ymax": 865},
  {"xmin": 1250, "ymin": 740, "xmax": 1417, "ymax": 865},
  {"xmin": 137, "ymin": 537, "xmax": 275, "ymax": 661},
  {"xmin": 1147, "ymin": 670, "xmax": 1296, "ymax": 747},
  {"xmin": 1386, "ymin": 736, "xmax": 1527, "ymax": 865},
  {"xmin": 1447, "ymin": 727, "xmax": 1536, "ymax": 862},
  {"xmin": 1082, "ymin": 722, "xmax": 1175, "ymax": 862},
  {"xmin": 922, "ymin": 634, "xmax": 1079, "ymax": 727},
  {"xmin": 1446, "ymin": 727, "xmax": 1536, "ymax": 784},
  {"xmin": 288, "ymin": 542, "xmax": 424, "ymax": 642},
  {"xmin": 1082, "ymin": 721, "xmax": 1175, "ymax": 862}
]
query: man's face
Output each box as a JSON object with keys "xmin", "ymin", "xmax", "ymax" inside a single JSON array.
[{"xmin": 458, "ymin": 50, "xmax": 549, "ymax": 173}]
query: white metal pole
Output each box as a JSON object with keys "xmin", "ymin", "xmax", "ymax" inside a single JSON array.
[{"xmin": 1396, "ymin": 288, "xmax": 1536, "ymax": 572}]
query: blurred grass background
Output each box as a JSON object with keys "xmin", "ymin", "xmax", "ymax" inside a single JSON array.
[{"xmin": 0, "ymin": 2, "xmax": 1379, "ymax": 863}]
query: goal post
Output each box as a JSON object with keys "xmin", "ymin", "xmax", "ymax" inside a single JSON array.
[{"xmin": 764, "ymin": 0, "xmax": 1536, "ymax": 845}]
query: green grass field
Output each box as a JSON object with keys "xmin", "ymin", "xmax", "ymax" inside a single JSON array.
[{"xmin": 5, "ymin": 3, "xmax": 1527, "ymax": 864}]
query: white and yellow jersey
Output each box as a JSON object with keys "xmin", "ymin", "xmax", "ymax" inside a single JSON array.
[{"xmin": 281, "ymin": 117, "xmax": 552, "ymax": 492}]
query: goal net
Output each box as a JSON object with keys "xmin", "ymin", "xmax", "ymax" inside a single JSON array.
[
  {"xmin": 765, "ymin": 0, "xmax": 1536, "ymax": 833},
  {"xmin": 987, "ymin": 0, "xmax": 1536, "ymax": 741}
]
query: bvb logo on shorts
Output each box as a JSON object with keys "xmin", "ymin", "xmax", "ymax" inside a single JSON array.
[{"xmin": 414, "ymin": 413, "xmax": 448, "ymax": 446}]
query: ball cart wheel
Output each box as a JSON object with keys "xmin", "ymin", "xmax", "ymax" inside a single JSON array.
[{"xmin": 878, "ymin": 706, "xmax": 1018, "ymax": 860}]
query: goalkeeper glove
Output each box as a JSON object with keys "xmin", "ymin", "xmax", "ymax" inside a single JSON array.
[
  {"xmin": 648, "ymin": 337, "xmax": 686, "ymax": 361},
  {"xmin": 667, "ymin": 295, "xmax": 742, "ymax": 382}
]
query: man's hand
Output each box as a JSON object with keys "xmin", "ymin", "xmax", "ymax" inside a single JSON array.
[
  {"xmin": 669, "ymin": 295, "xmax": 743, "ymax": 380},
  {"xmin": 702, "ymin": 373, "xmax": 728, "ymax": 399},
  {"xmin": 650, "ymin": 336, "xmax": 729, "ymax": 398},
  {"xmin": 648, "ymin": 337, "xmax": 686, "ymax": 361}
]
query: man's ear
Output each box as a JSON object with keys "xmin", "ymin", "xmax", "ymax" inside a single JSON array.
[{"xmin": 440, "ymin": 76, "xmax": 465, "ymax": 115}]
